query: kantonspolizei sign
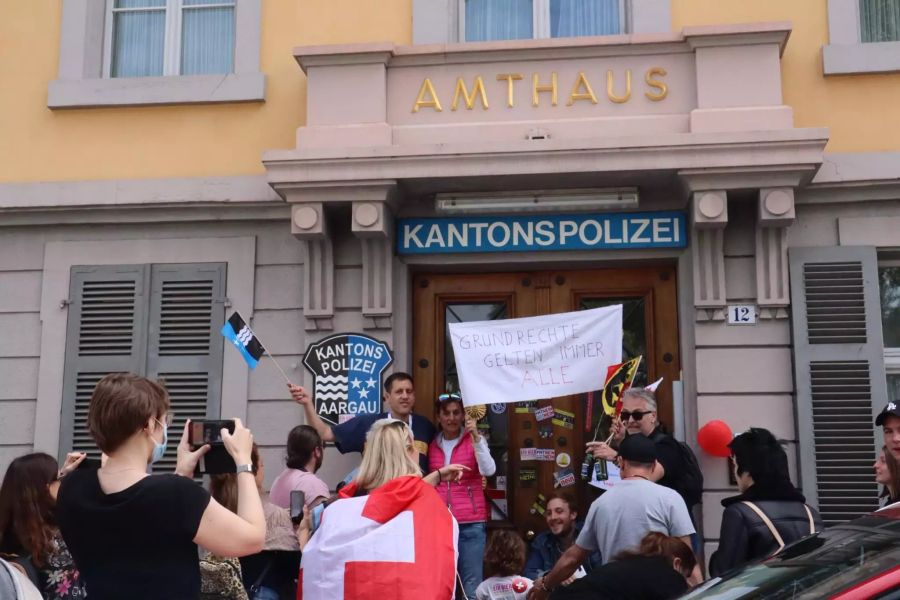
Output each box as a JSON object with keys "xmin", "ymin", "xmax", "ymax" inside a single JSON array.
[{"xmin": 397, "ymin": 212, "xmax": 686, "ymax": 255}]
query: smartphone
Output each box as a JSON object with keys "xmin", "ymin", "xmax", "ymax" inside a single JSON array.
[
  {"xmin": 191, "ymin": 419, "xmax": 237, "ymax": 476},
  {"xmin": 290, "ymin": 490, "xmax": 306, "ymax": 525},
  {"xmin": 189, "ymin": 420, "xmax": 235, "ymax": 446}
]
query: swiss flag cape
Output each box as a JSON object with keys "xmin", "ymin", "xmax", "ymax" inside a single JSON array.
[{"xmin": 298, "ymin": 475, "xmax": 458, "ymax": 600}]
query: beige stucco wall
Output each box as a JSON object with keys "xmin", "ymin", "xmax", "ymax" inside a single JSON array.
[{"xmin": 0, "ymin": 0, "xmax": 897, "ymax": 184}]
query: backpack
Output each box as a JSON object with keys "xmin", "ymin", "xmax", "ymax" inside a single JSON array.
[{"xmin": 651, "ymin": 430, "xmax": 704, "ymax": 509}]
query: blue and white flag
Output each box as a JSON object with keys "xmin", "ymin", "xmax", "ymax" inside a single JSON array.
[{"xmin": 221, "ymin": 312, "xmax": 265, "ymax": 369}]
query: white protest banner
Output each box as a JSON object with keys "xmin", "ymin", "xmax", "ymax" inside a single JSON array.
[{"xmin": 449, "ymin": 305, "xmax": 622, "ymax": 406}]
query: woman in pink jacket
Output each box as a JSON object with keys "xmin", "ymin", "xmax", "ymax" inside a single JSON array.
[{"xmin": 428, "ymin": 393, "xmax": 496, "ymax": 600}]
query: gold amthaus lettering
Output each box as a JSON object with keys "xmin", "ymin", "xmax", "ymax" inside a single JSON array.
[
  {"xmin": 412, "ymin": 77, "xmax": 443, "ymax": 113},
  {"xmin": 644, "ymin": 67, "xmax": 668, "ymax": 101},
  {"xmin": 567, "ymin": 71, "xmax": 598, "ymax": 105},
  {"xmin": 496, "ymin": 73, "xmax": 523, "ymax": 108},
  {"xmin": 532, "ymin": 72, "xmax": 558, "ymax": 107},
  {"xmin": 451, "ymin": 76, "xmax": 490, "ymax": 111},
  {"xmin": 606, "ymin": 69, "xmax": 632, "ymax": 103}
]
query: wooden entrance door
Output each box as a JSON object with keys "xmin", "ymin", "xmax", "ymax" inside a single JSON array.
[{"xmin": 412, "ymin": 267, "xmax": 679, "ymax": 534}]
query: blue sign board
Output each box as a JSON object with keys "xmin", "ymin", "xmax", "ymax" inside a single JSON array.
[{"xmin": 397, "ymin": 211, "xmax": 687, "ymax": 255}]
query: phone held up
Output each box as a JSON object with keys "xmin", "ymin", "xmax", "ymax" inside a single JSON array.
[
  {"xmin": 189, "ymin": 419, "xmax": 237, "ymax": 476},
  {"xmin": 290, "ymin": 490, "xmax": 306, "ymax": 525}
]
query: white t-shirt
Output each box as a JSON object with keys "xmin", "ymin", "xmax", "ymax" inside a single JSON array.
[
  {"xmin": 576, "ymin": 478, "xmax": 695, "ymax": 564},
  {"xmin": 475, "ymin": 575, "xmax": 533, "ymax": 600}
]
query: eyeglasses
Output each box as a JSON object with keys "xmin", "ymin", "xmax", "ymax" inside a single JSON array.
[
  {"xmin": 620, "ymin": 410, "xmax": 653, "ymax": 422},
  {"xmin": 156, "ymin": 413, "xmax": 174, "ymax": 427},
  {"xmin": 438, "ymin": 393, "xmax": 462, "ymax": 403}
]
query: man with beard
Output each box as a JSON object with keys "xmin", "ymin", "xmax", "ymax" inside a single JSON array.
[
  {"xmin": 269, "ymin": 424, "xmax": 330, "ymax": 509},
  {"xmin": 524, "ymin": 493, "xmax": 601, "ymax": 580}
]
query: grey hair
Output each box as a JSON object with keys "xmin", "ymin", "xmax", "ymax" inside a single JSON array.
[{"xmin": 622, "ymin": 387, "xmax": 657, "ymax": 411}]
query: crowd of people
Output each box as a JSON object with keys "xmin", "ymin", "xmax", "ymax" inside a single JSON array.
[{"xmin": 1, "ymin": 370, "xmax": 898, "ymax": 600}]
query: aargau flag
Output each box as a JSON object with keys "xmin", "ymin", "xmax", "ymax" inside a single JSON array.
[
  {"xmin": 299, "ymin": 476, "xmax": 458, "ymax": 600},
  {"xmin": 449, "ymin": 305, "xmax": 622, "ymax": 406}
]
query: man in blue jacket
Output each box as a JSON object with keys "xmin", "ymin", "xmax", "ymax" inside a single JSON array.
[{"xmin": 525, "ymin": 492, "xmax": 601, "ymax": 580}]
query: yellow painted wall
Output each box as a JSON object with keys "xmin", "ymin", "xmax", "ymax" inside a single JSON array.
[
  {"xmin": 672, "ymin": 0, "xmax": 900, "ymax": 153},
  {"xmin": 0, "ymin": 0, "xmax": 412, "ymax": 183},
  {"xmin": 1, "ymin": 0, "xmax": 897, "ymax": 184}
]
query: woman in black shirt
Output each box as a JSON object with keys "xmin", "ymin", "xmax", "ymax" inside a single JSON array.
[{"xmin": 56, "ymin": 373, "xmax": 266, "ymax": 600}]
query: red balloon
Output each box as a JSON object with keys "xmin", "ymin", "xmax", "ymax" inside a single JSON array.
[{"xmin": 697, "ymin": 420, "xmax": 734, "ymax": 458}]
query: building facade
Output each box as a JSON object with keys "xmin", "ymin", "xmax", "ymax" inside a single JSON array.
[{"xmin": 1, "ymin": 0, "xmax": 899, "ymax": 560}]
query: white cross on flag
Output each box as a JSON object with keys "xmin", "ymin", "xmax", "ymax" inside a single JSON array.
[{"xmin": 299, "ymin": 476, "xmax": 458, "ymax": 600}]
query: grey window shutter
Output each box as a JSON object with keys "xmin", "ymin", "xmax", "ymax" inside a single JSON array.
[
  {"xmin": 59, "ymin": 265, "xmax": 150, "ymax": 460},
  {"xmin": 790, "ymin": 246, "xmax": 889, "ymax": 526},
  {"xmin": 146, "ymin": 263, "xmax": 226, "ymax": 474}
]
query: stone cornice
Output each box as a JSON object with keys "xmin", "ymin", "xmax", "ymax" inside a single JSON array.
[
  {"xmin": 292, "ymin": 22, "xmax": 792, "ymax": 70},
  {"xmin": 264, "ymin": 128, "xmax": 828, "ymax": 193}
]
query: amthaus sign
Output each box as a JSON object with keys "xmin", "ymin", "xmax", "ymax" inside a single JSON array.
[{"xmin": 397, "ymin": 212, "xmax": 687, "ymax": 255}]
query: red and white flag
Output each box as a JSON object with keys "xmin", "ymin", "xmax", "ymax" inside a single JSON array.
[{"xmin": 298, "ymin": 475, "xmax": 458, "ymax": 600}]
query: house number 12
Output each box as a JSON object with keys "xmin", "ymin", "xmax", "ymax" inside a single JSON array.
[{"xmin": 727, "ymin": 304, "xmax": 757, "ymax": 325}]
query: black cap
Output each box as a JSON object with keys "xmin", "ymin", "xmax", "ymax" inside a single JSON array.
[
  {"xmin": 876, "ymin": 402, "xmax": 900, "ymax": 426},
  {"xmin": 618, "ymin": 433, "xmax": 657, "ymax": 463}
]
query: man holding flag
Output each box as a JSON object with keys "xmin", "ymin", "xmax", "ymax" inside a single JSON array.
[{"xmin": 587, "ymin": 386, "xmax": 702, "ymax": 515}]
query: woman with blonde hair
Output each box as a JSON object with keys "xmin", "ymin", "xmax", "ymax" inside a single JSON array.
[{"xmin": 298, "ymin": 419, "xmax": 465, "ymax": 599}]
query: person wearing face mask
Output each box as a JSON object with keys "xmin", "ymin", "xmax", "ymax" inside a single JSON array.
[
  {"xmin": 55, "ymin": 373, "xmax": 266, "ymax": 600},
  {"xmin": 0, "ymin": 452, "xmax": 87, "ymax": 599},
  {"xmin": 524, "ymin": 493, "xmax": 600, "ymax": 581},
  {"xmin": 708, "ymin": 428, "xmax": 822, "ymax": 576},
  {"xmin": 269, "ymin": 425, "xmax": 330, "ymax": 510},
  {"xmin": 428, "ymin": 393, "xmax": 496, "ymax": 600}
]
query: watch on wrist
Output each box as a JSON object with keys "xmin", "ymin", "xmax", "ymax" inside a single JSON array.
[
  {"xmin": 538, "ymin": 578, "xmax": 553, "ymax": 592},
  {"xmin": 236, "ymin": 463, "xmax": 254, "ymax": 475}
]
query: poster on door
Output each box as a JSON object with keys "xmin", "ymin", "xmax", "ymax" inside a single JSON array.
[{"xmin": 448, "ymin": 305, "xmax": 622, "ymax": 406}]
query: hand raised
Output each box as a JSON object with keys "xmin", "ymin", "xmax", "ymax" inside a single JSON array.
[
  {"xmin": 288, "ymin": 384, "xmax": 311, "ymax": 406},
  {"xmin": 221, "ymin": 418, "xmax": 254, "ymax": 466},
  {"xmin": 175, "ymin": 419, "xmax": 210, "ymax": 477}
]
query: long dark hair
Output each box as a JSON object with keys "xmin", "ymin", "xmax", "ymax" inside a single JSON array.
[
  {"xmin": 285, "ymin": 425, "xmax": 323, "ymax": 471},
  {"xmin": 0, "ymin": 453, "xmax": 59, "ymax": 566},
  {"xmin": 880, "ymin": 446, "xmax": 900, "ymax": 501},
  {"xmin": 615, "ymin": 532, "xmax": 697, "ymax": 576}
]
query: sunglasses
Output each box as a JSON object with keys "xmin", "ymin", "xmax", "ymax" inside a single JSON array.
[
  {"xmin": 620, "ymin": 410, "xmax": 653, "ymax": 422},
  {"xmin": 438, "ymin": 393, "xmax": 462, "ymax": 403}
]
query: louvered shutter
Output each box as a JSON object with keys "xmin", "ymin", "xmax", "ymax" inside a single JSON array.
[
  {"xmin": 59, "ymin": 265, "xmax": 150, "ymax": 460},
  {"xmin": 146, "ymin": 263, "xmax": 226, "ymax": 474},
  {"xmin": 790, "ymin": 246, "xmax": 889, "ymax": 526}
]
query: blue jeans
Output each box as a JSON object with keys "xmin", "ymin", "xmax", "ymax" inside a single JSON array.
[
  {"xmin": 250, "ymin": 586, "xmax": 280, "ymax": 600},
  {"xmin": 457, "ymin": 522, "xmax": 486, "ymax": 600}
]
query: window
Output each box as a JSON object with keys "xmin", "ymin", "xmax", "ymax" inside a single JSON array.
[
  {"xmin": 462, "ymin": 0, "xmax": 624, "ymax": 42},
  {"xmin": 48, "ymin": 0, "xmax": 263, "ymax": 108},
  {"xmin": 106, "ymin": 0, "xmax": 236, "ymax": 78},
  {"xmin": 860, "ymin": 0, "xmax": 900, "ymax": 43},
  {"xmin": 59, "ymin": 263, "xmax": 226, "ymax": 473},
  {"xmin": 880, "ymin": 263, "xmax": 900, "ymax": 401},
  {"xmin": 823, "ymin": 0, "xmax": 900, "ymax": 75}
]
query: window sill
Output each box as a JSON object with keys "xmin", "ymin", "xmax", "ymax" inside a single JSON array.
[
  {"xmin": 823, "ymin": 41, "xmax": 900, "ymax": 75},
  {"xmin": 47, "ymin": 72, "xmax": 266, "ymax": 109}
]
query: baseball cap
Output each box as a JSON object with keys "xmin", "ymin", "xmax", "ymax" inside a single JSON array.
[
  {"xmin": 876, "ymin": 401, "xmax": 900, "ymax": 426},
  {"xmin": 618, "ymin": 433, "xmax": 657, "ymax": 463}
]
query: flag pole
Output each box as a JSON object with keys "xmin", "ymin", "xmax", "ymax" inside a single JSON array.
[{"xmin": 266, "ymin": 349, "xmax": 293, "ymax": 386}]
